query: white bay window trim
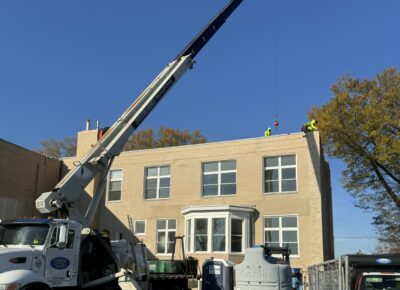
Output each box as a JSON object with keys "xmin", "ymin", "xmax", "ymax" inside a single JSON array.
[{"xmin": 182, "ymin": 205, "xmax": 254, "ymax": 254}]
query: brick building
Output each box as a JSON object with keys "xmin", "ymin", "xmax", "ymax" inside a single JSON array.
[
  {"xmin": 0, "ymin": 129, "xmax": 334, "ymax": 273},
  {"xmin": 62, "ymin": 129, "xmax": 334, "ymax": 272},
  {"xmin": 0, "ymin": 139, "xmax": 61, "ymax": 220}
]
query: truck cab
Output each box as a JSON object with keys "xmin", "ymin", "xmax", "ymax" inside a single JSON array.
[
  {"xmin": 0, "ymin": 218, "xmax": 118, "ymax": 289},
  {"xmin": 0, "ymin": 218, "xmax": 120, "ymax": 289},
  {"xmin": 0, "ymin": 218, "xmax": 82, "ymax": 288},
  {"xmin": 350, "ymin": 255, "xmax": 400, "ymax": 290},
  {"xmin": 356, "ymin": 273, "xmax": 400, "ymax": 290}
]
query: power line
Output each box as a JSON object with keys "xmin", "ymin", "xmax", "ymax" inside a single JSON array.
[{"xmin": 335, "ymin": 236, "xmax": 375, "ymax": 239}]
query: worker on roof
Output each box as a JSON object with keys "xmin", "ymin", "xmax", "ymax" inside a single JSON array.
[
  {"xmin": 264, "ymin": 127, "xmax": 272, "ymax": 137},
  {"xmin": 302, "ymin": 119, "xmax": 319, "ymax": 133}
]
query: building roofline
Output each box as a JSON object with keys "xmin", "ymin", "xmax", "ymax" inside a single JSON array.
[
  {"xmin": 119, "ymin": 131, "xmax": 312, "ymax": 156},
  {"xmin": 63, "ymin": 131, "xmax": 319, "ymax": 160},
  {"xmin": 0, "ymin": 138, "xmax": 59, "ymax": 160}
]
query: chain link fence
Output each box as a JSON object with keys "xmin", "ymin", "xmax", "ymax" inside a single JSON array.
[{"xmin": 307, "ymin": 256, "xmax": 349, "ymax": 290}]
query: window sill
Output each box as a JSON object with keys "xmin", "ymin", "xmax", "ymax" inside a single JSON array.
[
  {"xmin": 263, "ymin": 191, "xmax": 298, "ymax": 195},
  {"xmin": 202, "ymin": 194, "xmax": 237, "ymax": 198},
  {"xmin": 186, "ymin": 251, "xmax": 244, "ymax": 255},
  {"xmin": 144, "ymin": 198, "xmax": 171, "ymax": 201},
  {"xmin": 271, "ymin": 254, "xmax": 300, "ymax": 259}
]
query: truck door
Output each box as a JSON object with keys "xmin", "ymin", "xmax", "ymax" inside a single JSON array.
[{"xmin": 45, "ymin": 224, "xmax": 80, "ymax": 287}]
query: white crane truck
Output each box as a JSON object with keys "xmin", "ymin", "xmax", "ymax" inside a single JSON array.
[{"xmin": 0, "ymin": 1, "xmax": 243, "ymax": 289}]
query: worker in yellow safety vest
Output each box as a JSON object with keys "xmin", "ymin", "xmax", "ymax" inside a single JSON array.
[
  {"xmin": 302, "ymin": 119, "xmax": 318, "ymax": 133},
  {"xmin": 265, "ymin": 127, "xmax": 272, "ymax": 137}
]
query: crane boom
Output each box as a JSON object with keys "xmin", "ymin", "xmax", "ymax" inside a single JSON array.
[{"xmin": 35, "ymin": 0, "xmax": 243, "ymax": 225}]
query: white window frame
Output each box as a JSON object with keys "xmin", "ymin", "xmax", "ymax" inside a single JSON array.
[
  {"xmin": 194, "ymin": 218, "xmax": 209, "ymax": 252},
  {"xmin": 202, "ymin": 160, "xmax": 237, "ymax": 196},
  {"xmin": 212, "ymin": 218, "xmax": 226, "ymax": 252},
  {"xmin": 134, "ymin": 220, "xmax": 146, "ymax": 235},
  {"xmin": 107, "ymin": 169, "xmax": 123, "ymax": 202},
  {"xmin": 230, "ymin": 218, "xmax": 244, "ymax": 253},
  {"xmin": 264, "ymin": 155, "xmax": 297, "ymax": 193},
  {"xmin": 184, "ymin": 211, "xmax": 249, "ymax": 254},
  {"xmin": 145, "ymin": 166, "xmax": 171, "ymax": 200},
  {"xmin": 186, "ymin": 220, "xmax": 192, "ymax": 252},
  {"xmin": 263, "ymin": 215, "xmax": 300, "ymax": 257},
  {"xmin": 156, "ymin": 219, "xmax": 176, "ymax": 255}
]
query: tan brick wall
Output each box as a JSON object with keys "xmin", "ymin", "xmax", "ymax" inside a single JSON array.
[
  {"xmin": 62, "ymin": 129, "xmax": 101, "ymax": 227},
  {"xmin": 0, "ymin": 139, "xmax": 61, "ymax": 218},
  {"xmin": 67, "ymin": 130, "xmax": 334, "ymax": 271}
]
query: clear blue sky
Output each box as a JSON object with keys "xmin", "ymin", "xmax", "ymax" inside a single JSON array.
[{"xmin": 1, "ymin": 0, "xmax": 399, "ymax": 256}]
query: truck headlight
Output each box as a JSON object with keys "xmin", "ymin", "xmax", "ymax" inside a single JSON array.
[{"xmin": 0, "ymin": 283, "xmax": 21, "ymax": 290}]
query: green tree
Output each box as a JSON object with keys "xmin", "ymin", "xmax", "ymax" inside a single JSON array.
[
  {"xmin": 34, "ymin": 137, "xmax": 77, "ymax": 158},
  {"xmin": 310, "ymin": 68, "xmax": 400, "ymax": 251},
  {"xmin": 124, "ymin": 127, "xmax": 207, "ymax": 150}
]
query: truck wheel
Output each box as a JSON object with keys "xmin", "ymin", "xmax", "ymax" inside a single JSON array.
[{"xmin": 21, "ymin": 283, "xmax": 52, "ymax": 290}]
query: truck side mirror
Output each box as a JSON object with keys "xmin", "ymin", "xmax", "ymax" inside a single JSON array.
[{"xmin": 57, "ymin": 225, "xmax": 67, "ymax": 249}]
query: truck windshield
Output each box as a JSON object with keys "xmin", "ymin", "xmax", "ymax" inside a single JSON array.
[
  {"xmin": 361, "ymin": 275, "xmax": 400, "ymax": 290},
  {"xmin": 0, "ymin": 224, "xmax": 49, "ymax": 246}
]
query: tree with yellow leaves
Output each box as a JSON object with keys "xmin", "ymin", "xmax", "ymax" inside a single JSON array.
[
  {"xmin": 124, "ymin": 127, "xmax": 207, "ymax": 151},
  {"xmin": 310, "ymin": 68, "xmax": 400, "ymax": 252}
]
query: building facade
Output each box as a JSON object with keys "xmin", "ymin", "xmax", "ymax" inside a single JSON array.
[
  {"xmin": 64, "ymin": 129, "xmax": 334, "ymax": 272},
  {"xmin": 0, "ymin": 139, "xmax": 62, "ymax": 220}
]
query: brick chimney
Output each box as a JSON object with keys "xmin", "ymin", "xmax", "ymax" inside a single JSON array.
[{"xmin": 76, "ymin": 129, "xmax": 98, "ymax": 157}]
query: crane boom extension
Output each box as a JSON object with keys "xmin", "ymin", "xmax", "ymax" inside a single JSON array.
[{"xmin": 35, "ymin": 0, "xmax": 243, "ymax": 224}]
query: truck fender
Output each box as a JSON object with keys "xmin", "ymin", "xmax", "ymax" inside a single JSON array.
[{"xmin": 0, "ymin": 269, "xmax": 51, "ymax": 289}]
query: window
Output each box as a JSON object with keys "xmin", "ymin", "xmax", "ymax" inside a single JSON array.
[
  {"xmin": 66, "ymin": 229, "xmax": 75, "ymax": 248},
  {"xmin": 50, "ymin": 228, "xmax": 75, "ymax": 248},
  {"xmin": 156, "ymin": 219, "xmax": 176, "ymax": 254},
  {"xmin": 184, "ymin": 210, "xmax": 250, "ymax": 254},
  {"xmin": 134, "ymin": 220, "xmax": 146, "ymax": 235},
  {"xmin": 264, "ymin": 155, "xmax": 297, "ymax": 193},
  {"xmin": 202, "ymin": 160, "xmax": 236, "ymax": 196},
  {"xmin": 108, "ymin": 169, "xmax": 123, "ymax": 201},
  {"xmin": 0, "ymin": 224, "xmax": 49, "ymax": 246},
  {"xmin": 186, "ymin": 220, "xmax": 192, "ymax": 252},
  {"xmin": 264, "ymin": 216, "xmax": 299, "ymax": 255},
  {"xmin": 212, "ymin": 218, "xmax": 225, "ymax": 252},
  {"xmin": 231, "ymin": 219, "xmax": 243, "ymax": 253},
  {"xmin": 194, "ymin": 219, "xmax": 208, "ymax": 251},
  {"xmin": 145, "ymin": 166, "xmax": 170, "ymax": 199}
]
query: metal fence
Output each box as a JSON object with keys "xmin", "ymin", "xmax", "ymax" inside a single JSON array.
[{"xmin": 307, "ymin": 256, "xmax": 349, "ymax": 290}]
